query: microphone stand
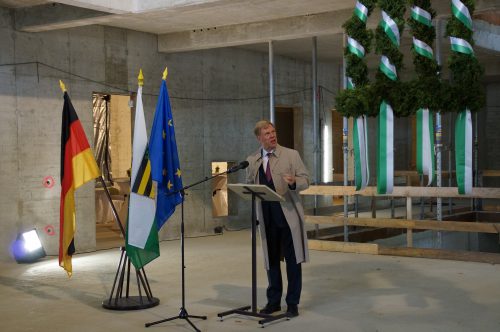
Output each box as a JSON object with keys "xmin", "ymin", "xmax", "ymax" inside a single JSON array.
[{"xmin": 145, "ymin": 164, "xmax": 245, "ymax": 332}]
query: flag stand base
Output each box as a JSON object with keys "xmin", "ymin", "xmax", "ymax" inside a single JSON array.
[
  {"xmin": 102, "ymin": 247, "xmax": 159, "ymax": 310},
  {"xmin": 97, "ymin": 176, "xmax": 159, "ymax": 311}
]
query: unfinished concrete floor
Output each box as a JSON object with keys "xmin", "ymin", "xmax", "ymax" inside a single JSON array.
[{"xmin": 1, "ymin": 229, "xmax": 499, "ymax": 332}]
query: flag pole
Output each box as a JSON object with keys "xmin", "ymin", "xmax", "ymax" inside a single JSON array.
[
  {"xmin": 59, "ymin": 79, "xmax": 157, "ymax": 309},
  {"xmin": 145, "ymin": 67, "xmax": 207, "ymax": 331},
  {"xmin": 104, "ymin": 71, "xmax": 159, "ymax": 310},
  {"xmin": 96, "ymin": 176, "xmax": 126, "ymax": 237},
  {"xmin": 59, "ymin": 80, "xmax": 126, "ymax": 237}
]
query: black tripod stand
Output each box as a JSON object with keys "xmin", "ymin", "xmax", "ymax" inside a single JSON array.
[
  {"xmin": 145, "ymin": 191, "xmax": 206, "ymax": 331},
  {"xmin": 145, "ymin": 163, "xmax": 247, "ymax": 331}
]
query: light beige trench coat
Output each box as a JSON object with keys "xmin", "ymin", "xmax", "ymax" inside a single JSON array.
[{"xmin": 246, "ymin": 144, "xmax": 310, "ymax": 270}]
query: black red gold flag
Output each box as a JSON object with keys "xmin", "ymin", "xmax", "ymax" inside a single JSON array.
[{"xmin": 60, "ymin": 91, "xmax": 100, "ymax": 276}]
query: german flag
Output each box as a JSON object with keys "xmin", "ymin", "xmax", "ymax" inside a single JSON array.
[{"xmin": 60, "ymin": 91, "xmax": 100, "ymax": 276}]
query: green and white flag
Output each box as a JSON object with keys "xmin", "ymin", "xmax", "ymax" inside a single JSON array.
[
  {"xmin": 451, "ymin": 0, "xmax": 473, "ymax": 30},
  {"xmin": 126, "ymin": 74, "xmax": 160, "ymax": 270},
  {"xmin": 379, "ymin": 56, "xmax": 397, "ymax": 81},
  {"xmin": 450, "ymin": 37, "xmax": 474, "ymax": 55},
  {"xmin": 380, "ymin": 10, "xmax": 400, "ymax": 46},
  {"xmin": 354, "ymin": 1, "xmax": 368, "ymax": 23},
  {"xmin": 411, "ymin": 6, "xmax": 432, "ymax": 27},
  {"xmin": 413, "ymin": 37, "xmax": 434, "ymax": 59},
  {"xmin": 377, "ymin": 101, "xmax": 394, "ymax": 194},
  {"xmin": 416, "ymin": 109, "xmax": 435, "ymax": 186},
  {"xmin": 347, "ymin": 36, "xmax": 365, "ymax": 58},
  {"xmin": 347, "ymin": 77, "xmax": 355, "ymax": 90},
  {"xmin": 354, "ymin": 116, "xmax": 370, "ymax": 190},
  {"xmin": 455, "ymin": 109, "xmax": 472, "ymax": 195}
]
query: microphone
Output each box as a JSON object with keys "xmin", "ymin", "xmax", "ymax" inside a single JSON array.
[{"xmin": 227, "ymin": 161, "xmax": 249, "ymax": 174}]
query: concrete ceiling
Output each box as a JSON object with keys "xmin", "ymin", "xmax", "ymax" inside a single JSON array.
[{"xmin": 1, "ymin": 0, "xmax": 499, "ymax": 67}]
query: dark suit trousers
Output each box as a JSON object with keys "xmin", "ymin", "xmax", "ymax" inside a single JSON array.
[{"xmin": 264, "ymin": 219, "xmax": 302, "ymax": 306}]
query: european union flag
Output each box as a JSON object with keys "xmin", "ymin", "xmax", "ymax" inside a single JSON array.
[{"xmin": 149, "ymin": 75, "xmax": 183, "ymax": 230}]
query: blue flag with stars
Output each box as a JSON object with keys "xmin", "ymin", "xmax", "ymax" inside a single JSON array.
[{"xmin": 149, "ymin": 77, "xmax": 183, "ymax": 230}]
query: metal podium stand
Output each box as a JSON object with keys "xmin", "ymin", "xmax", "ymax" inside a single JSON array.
[{"xmin": 217, "ymin": 184, "xmax": 289, "ymax": 327}]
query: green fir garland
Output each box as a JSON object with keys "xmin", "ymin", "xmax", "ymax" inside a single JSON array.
[
  {"xmin": 400, "ymin": 0, "xmax": 441, "ymax": 116},
  {"xmin": 444, "ymin": 0, "xmax": 484, "ymax": 113},
  {"xmin": 336, "ymin": 0, "xmax": 377, "ymax": 118},
  {"xmin": 372, "ymin": 0, "xmax": 406, "ymax": 117}
]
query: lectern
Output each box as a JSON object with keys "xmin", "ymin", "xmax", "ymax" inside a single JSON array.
[{"xmin": 217, "ymin": 184, "xmax": 289, "ymax": 326}]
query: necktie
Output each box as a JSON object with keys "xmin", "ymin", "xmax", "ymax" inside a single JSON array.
[{"xmin": 265, "ymin": 153, "xmax": 272, "ymax": 182}]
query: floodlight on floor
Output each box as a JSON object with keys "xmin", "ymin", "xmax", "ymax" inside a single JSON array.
[{"xmin": 11, "ymin": 229, "xmax": 46, "ymax": 263}]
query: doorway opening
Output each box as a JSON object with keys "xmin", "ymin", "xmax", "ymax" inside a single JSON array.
[
  {"xmin": 275, "ymin": 107, "xmax": 295, "ymax": 149},
  {"xmin": 93, "ymin": 93, "xmax": 133, "ymax": 249},
  {"xmin": 211, "ymin": 161, "xmax": 237, "ymax": 218}
]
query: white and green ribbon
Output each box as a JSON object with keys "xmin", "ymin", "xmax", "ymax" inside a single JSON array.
[
  {"xmin": 451, "ymin": 0, "xmax": 473, "ymax": 30},
  {"xmin": 380, "ymin": 10, "xmax": 400, "ymax": 46},
  {"xmin": 379, "ymin": 56, "xmax": 397, "ymax": 81},
  {"xmin": 416, "ymin": 109, "xmax": 435, "ymax": 186},
  {"xmin": 455, "ymin": 109, "xmax": 472, "ymax": 195},
  {"xmin": 450, "ymin": 37, "xmax": 474, "ymax": 55},
  {"xmin": 354, "ymin": 116, "xmax": 370, "ymax": 190},
  {"xmin": 413, "ymin": 37, "xmax": 434, "ymax": 59},
  {"xmin": 347, "ymin": 36, "xmax": 365, "ymax": 58},
  {"xmin": 354, "ymin": 1, "xmax": 368, "ymax": 23},
  {"xmin": 347, "ymin": 77, "xmax": 355, "ymax": 90},
  {"xmin": 411, "ymin": 6, "xmax": 432, "ymax": 27},
  {"xmin": 377, "ymin": 101, "xmax": 394, "ymax": 194}
]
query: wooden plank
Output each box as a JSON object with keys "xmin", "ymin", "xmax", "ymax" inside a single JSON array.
[
  {"xmin": 481, "ymin": 170, "xmax": 500, "ymax": 177},
  {"xmin": 304, "ymin": 215, "xmax": 344, "ymax": 227},
  {"xmin": 378, "ymin": 247, "xmax": 500, "ymax": 264},
  {"xmin": 308, "ymin": 240, "xmax": 379, "ymax": 254},
  {"xmin": 406, "ymin": 229, "xmax": 413, "ymax": 248},
  {"xmin": 308, "ymin": 239, "xmax": 500, "ymax": 264},
  {"xmin": 304, "ymin": 216, "xmax": 500, "ymax": 234},
  {"xmin": 300, "ymin": 185, "xmax": 500, "ymax": 199},
  {"xmin": 406, "ymin": 197, "xmax": 412, "ymax": 219}
]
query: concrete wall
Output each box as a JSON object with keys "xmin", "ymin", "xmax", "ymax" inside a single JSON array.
[
  {"xmin": 3, "ymin": 4, "xmax": 496, "ymax": 262},
  {"xmin": 0, "ymin": 7, "xmax": 339, "ymax": 260}
]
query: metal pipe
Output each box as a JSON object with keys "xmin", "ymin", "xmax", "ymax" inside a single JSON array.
[
  {"xmin": 312, "ymin": 37, "xmax": 320, "ymax": 237},
  {"xmin": 342, "ymin": 33, "xmax": 349, "ymax": 242},
  {"xmin": 435, "ymin": 18, "xmax": 443, "ymax": 248},
  {"xmin": 448, "ymin": 113, "xmax": 453, "ymax": 215},
  {"xmin": 269, "ymin": 40, "xmax": 275, "ymax": 123},
  {"xmin": 312, "ymin": 36, "xmax": 319, "ymax": 185},
  {"xmin": 474, "ymin": 111, "xmax": 479, "ymax": 210}
]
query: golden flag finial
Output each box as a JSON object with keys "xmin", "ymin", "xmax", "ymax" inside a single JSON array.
[
  {"xmin": 59, "ymin": 80, "xmax": 66, "ymax": 93},
  {"xmin": 138, "ymin": 69, "xmax": 144, "ymax": 87},
  {"xmin": 162, "ymin": 67, "xmax": 168, "ymax": 80}
]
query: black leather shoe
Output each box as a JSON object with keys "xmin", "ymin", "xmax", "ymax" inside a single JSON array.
[
  {"xmin": 259, "ymin": 303, "xmax": 281, "ymax": 314},
  {"xmin": 286, "ymin": 305, "xmax": 299, "ymax": 317}
]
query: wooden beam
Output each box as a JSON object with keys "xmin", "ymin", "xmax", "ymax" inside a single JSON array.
[
  {"xmin": 308, "ymin": 240, "xmax": 500, "ymax": 264},
  {"xmin": 406, "ymin": 229, "xmax": 413, "ymax": 248},
  {"xmin": 378, "ymin": 247, "xmax": 500, "ymax": 264},
  {"xmin": 481, "ymin": 170, "xmax": 500, "ymax": 177},
  {"xmin": 309, "ymin": 240, "xmax": 379, "ymax": 254},
  {"xmin": 304, "ymin": 215, "xmax": 344, "ymax": 227},
  {"xmin": 304, "ymin": 216, "xmax": 500, "ymax": 234},
  {"xmin": 300, "ymin": 185, "xmax": 500, "ymax": 199}
]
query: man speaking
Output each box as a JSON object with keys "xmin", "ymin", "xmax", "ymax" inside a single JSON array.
[{"xmin": 246, "ymin": 120, "xmax": 310, "ymax": 317}]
